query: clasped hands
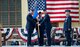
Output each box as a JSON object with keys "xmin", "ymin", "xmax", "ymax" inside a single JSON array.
[{"xmin": 37, "ymin": 22, "xmax": 41, "ymax": 26}]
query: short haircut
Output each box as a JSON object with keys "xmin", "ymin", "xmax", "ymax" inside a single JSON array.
[
  {"xmin": 38, "ymin": 12, "xmax": 41, "ymax": 14},
  {"xmin": 65, "ymin": 10, "xmax": 71, "ymax": 12}
]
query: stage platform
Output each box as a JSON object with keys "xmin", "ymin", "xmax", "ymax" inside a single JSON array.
[{"xmin": 2, "ymin": 45, "xmax": 80, "ymax": 47}]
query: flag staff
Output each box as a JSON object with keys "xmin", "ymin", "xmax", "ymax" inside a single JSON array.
[
  {"xmin": 33, "ymin": 1, "xmax": 40, "ymax": 37},
  {"xmin": 37, "ymin": 21, "xmax": 40, "ymax": 38}
]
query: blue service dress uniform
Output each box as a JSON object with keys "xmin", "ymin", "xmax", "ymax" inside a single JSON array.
[
  {"xmin": 63, "ymin": 15, "xmax": 72, "ymax": 46},
  {"xmin": 42, "ymin": 13, "xmax": 52, "ymax": 46},
  {"xmin": 36, "ymin": 16, "xmax": 45, "ymax": 46},
  {"xmin": 26, "ymin": 13, "xmax": 36, "ymax": 46}
]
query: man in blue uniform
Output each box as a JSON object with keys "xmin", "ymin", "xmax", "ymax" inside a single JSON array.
[
  {"xmin": 43, "ymin": 10, "xmax": 52, "ymax": 46},
  {"xmin": 63, "ymin": 10, "xmax": 72, "ymax": 46},
  {"xmin": 36, "ymin": 12, "xmax": 45, "ymax": 46},
  {"xmin": 26, "ymin": 10, "xmax": 36, "ymax": 46}
]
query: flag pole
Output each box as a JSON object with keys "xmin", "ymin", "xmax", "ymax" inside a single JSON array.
[
  {"xmin": 38, "ymin": 21, "xmax": 40, "ymax": 38},
  {"xmin": 36, "ymin": 16, "xmax": 40, "ymax": 38},
  {"xmin": 33, "ymin": 1, "xmax": 40, "ymax": 37}
]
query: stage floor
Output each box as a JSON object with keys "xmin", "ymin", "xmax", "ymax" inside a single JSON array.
[{"xmin": 2, "ymin": 45, "xmax": 80, "ymax": 47}]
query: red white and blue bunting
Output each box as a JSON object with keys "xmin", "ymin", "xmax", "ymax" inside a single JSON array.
[
  {"xmin": 2, "ymin": 28, "xmax": 14, "ymax": 41},
  {"xmin": 78, "ymin": 27, "xmax": 80, "ymax": 35},
  {"xmin": 1, "ymin": 27, "xmax": 80, "ymax": 42},
  {"xmin": 16, "ymin": 28, "xmax": 38, "ymax": 42}
]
